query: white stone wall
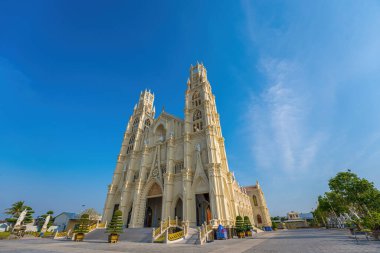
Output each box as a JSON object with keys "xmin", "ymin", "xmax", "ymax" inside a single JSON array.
[{"xmin": 102, "ymin": 64, "xmax": 268, "ymax": 229}]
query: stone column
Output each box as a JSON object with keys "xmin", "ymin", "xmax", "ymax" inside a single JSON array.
[
  {"xmin": 102, "ymin": 184, "xmax": 116, "ymax": 223},
  {"xmin": 163, "ymin": 136, "xmax": 175, "ymax": 219},
  {"xmin": 182, "ymin": 169, "xmax": 193, "ymax": 225},
  {"xmin": 207, "ymin": 165, "xmax": 218, "ymax": 221}
]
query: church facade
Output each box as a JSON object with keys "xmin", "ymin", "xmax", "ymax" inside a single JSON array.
[{"xmin": 102, "ymin": 63, "xmax": 271, "ymax": 228}]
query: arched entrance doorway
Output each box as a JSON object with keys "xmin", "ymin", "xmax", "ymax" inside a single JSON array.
[
  {"xmin": 144, "ymin": 182, "xmax": 163, "ymax": 227},
  {"xmin": 195, "ymin": 193, "xmax": 210, "ymax": 226},
  {"xmin": 174, "ymin": 198, "xmax": 183, "ymax": 221},
  {"xmin": 126, "ymin": 206, "xmax": 133, "ymax": 228}
]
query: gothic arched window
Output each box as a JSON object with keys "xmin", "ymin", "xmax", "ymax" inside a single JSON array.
[
  {"xmin": 192, "ymin": 91, "xmax": 201, "ymax": 107},
  {"xmin": 193, "ymin": 110, "xmax": 202, "ymax": 121},
  {"xmin": 257, "ymin": 214, "xmax": 262, "ymax": 224},
  {"xmin": 253, "ymin": 195, "xmax": 258, "ymax": 206},
  {"xmin": 144, "ymin": 119, "xmax": 151, "ymax": 131},
  {"xmin": 132, "ymin": 118, "xmax": 139, "ymax": 133},
  {"xmin": 129, "ymin": 134, "xmax": 135, "ymax": 144},
  {"xmin": 192, "ymin": 110, "xmax": 203, "ymax": 132},
  {"xmin": 127, "ymin": 144, "xmax": 134, "ymax": 154}
]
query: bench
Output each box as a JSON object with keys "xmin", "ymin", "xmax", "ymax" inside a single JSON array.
[{"xmin": 351, "ymin": 229, "xmax": 370, "ymax": 243}]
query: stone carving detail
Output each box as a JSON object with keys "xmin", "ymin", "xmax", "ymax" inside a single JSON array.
[
  {"xmin": 174, "ymin": 161, "xmax": 184, "ymax": 174},
  {"xmin": 160, "ymin": 164, "xmax": 167, "ymax": 174},
  {"xmin": 147, "ymin": 183, "xmax": 162, "ymax": 197},
  {"xmin": 152, "ymin": 167, "xmax": 159, "ymax": 178}
]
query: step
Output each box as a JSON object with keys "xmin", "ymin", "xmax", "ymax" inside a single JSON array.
[{"xmin": 84, "ymin": 228, "xmax": 152, "ymax": 243}]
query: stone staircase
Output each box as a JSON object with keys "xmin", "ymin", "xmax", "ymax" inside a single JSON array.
[
  {"xmin": 181, "ymin": 227, "xmax": 199, "ymax": 245},
  {"xmin": 84, "ymin": 228, "xmax": 152, "ymax": 243}
]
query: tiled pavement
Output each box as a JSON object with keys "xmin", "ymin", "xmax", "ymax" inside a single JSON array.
[
  {"xmin": 242, "ymin": 229, "xmax": 380, "ymax": 253},
  {"xmin": 0, "ymin": 229, "xmax": 379, "ymax": 253}
]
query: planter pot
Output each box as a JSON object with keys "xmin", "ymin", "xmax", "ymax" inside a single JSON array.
[
  {"xmin": 245, "ymin": 231, "xmax": 252, "ymax": 237},
  {"xmin": 108, "ymin": 234, "xmax": 119, "ymax": 243},
  {"xmin": 237, "ymin": 232, "xmax": 245, "ymax": 238},
  {"xmin": 74, "ymin": 233, "xmax": 84, "ymax": 242}
]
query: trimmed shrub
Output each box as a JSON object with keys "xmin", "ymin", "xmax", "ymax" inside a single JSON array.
[
  {"xmin": 235, "ymin": 216, "xmax": 245, "ymax": 233},
  {"xmin": 75, "ymin": 214, "xmax": 90, "ymax": 234},
  {"xmin": 107, "ymin": 210, "xmax": 124, "ymax": 235},
  {"xmin": 243, "ymin": 216, "xmax": 253, "ymax": 231}
]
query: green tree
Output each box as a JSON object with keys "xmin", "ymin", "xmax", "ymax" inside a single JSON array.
[
  {"xmin": 235, "ymin": 216, "xmax": 245, "ymax": 233},
  {"xmin": 243, "ymin": 216, "xmax": 253, "ymax": 232},
  {"xmin": 37, "ymin": 210, "xmax": 55, "ymax": 229},
  {"xmin": 328, "ymin": 171, "xmax": 380, "ymax": 212},
  {"xmin": 362, "ymin": 211, "xmax": 380, "ymax": 231},
  {"xmin": 106, "ymin": 210, "xmax": 124, "ymax": 235},
  {"xmin": 315, "ymin": 171, "xmax": 380, "ymax": 217},
  {"xmin": 272, "ymin": 221, "xmax": 278, "ymax": 230},
  {"xmin": 23, "ymin": 206, "xmax": 35, "ymax": 224},
  {"xmin": 5, "ymin": 201, "xmax": 25, "ymax": 221},
  {"xmin": 314, "ymin": 170, "xmax": 380, "ymax": 231},
  {"xmin": 74, "ymin": 214, "xmax": 90, "ymax": 234},
  {"xmin": 5, "ymin": 201, "xmax": 34, "ymax": 224}
]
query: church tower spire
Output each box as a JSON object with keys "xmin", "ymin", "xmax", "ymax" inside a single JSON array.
[
  {"xmin": 102, "ymin": 90, "xmax": 155, "ymax": 223},
  {"xmin": 182, "ymin": 62, "xmax": 234, "ymax": 225}
]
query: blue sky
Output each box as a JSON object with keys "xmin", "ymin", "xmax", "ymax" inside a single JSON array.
[{"xmin": 1, "ymin": 0, "xmax": 380, "ymax": 219}]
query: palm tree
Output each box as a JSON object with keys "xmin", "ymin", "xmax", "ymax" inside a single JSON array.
[
  {"xmin": 5, "ymin": 201, "xmax": 26, "ymax": 218},
  {"xmin": 5, "ymin": 201, "xmax": 34, "ymax": 224}
]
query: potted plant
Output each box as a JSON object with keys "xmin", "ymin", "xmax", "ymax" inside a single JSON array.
[
  {"xmin": 272, "ymin": 221, "xmax": 278, "ymax": 231},
  {"xmin": 106, "ymin": 210, "xmax": 124, "ymax": 243},
  {"xmin": 235, "ymin": 216, "xmax": 245, "ymax": 238},
  {"xmin": 243, "ymin": 216, "xmax": 253, "ymax": 236},
  {"xmin": 74, "ymin": 214, "xmax": 89, "ymax": 242}
]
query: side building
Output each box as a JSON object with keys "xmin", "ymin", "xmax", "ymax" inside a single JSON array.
[{"xmin": 244, "ymin": 183, "xmax": 272, "ymax": 228}]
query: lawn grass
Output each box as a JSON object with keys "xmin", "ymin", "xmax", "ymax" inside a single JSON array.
[{"xmin": 0, "ymin": 231, "xmax": 11, "ymax": 239}]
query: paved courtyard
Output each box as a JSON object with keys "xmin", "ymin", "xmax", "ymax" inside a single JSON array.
[{"xmin": 0, "ymin": 229, "xmax": 379, "ymax": 253}]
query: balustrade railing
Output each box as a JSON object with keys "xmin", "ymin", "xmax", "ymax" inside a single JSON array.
[
  {"xmin": 152, "ymin": 216, "xmax": 188, "ymax": 243},
  {"xmin": 54, "ymin": 231, "xmax": 68, "ymax": 239},
  {"xmin": 54, "ymin": 221, "xmax": 106, "ymax": 240},
  {"xmin": 168, "ymin": 230, "xmax": 184, "ymax": 241},
  {"xmin": 198, "ymin": 222, "xmax": 214, "ymax": 245}
]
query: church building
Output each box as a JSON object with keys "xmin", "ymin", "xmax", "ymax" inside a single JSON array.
[{"xmin": 102, "ymin": 63, "xmax": 271, "ymax": 229}]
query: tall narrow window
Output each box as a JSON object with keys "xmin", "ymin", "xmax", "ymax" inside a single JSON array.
[
  {"xmin": 253, "ymin": 195, "xmax": 258, "ymax": 206},
  {"xmin": 257, "ymin": 215, "xmax": 262, "ymax": 224},
  {"xmin": 192, "ymin": 110, "xmax": 203, "ymax": 132},
  {"xmin": 192, "ymin": 91, "xmax": 201, "ymax": 107},
  {"xmin": 193, "ymin": 110, "xmax": 202, "ymax": 121},
  {"xmin": 132, "ymin": 118, "xmax": 139, "ymax": 133},
  {"xmin": 144, "ymin": 119, "xmax": 151, "ymax": 131},
  {"xmin": 129, "ymin": 135, "xmax": 135, "ymax": 144}
]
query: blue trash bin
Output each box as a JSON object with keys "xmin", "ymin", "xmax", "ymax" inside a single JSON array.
[{"xmin": 216, "ymin": 224, "xmax": 227, "ymax": 240}]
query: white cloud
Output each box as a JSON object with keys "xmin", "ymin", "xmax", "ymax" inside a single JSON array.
[
  {"xmin": 246, "ymin": 58, "xmax": 326, "ymax": 176},
  {"xmin": 239, "ymin": 0, "xmax": 380, "ymax": 216}
]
